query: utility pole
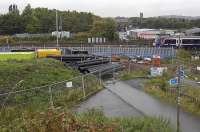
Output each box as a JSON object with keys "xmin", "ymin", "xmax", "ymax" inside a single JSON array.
[
  {"xmin": 60, "ymin": 15, "xmax": 63, "ymax": 41},
  {"xmin": 176, "ymin": 65, "xmax": 183, "ymax": 132},
  {"xmin": 82, "ymin": 76, "xmax": 86, "ymax": 98},
  {"xmin": 171, "ymin": 47, "xmax": 174, "ymax": 65},
  {"xmin": 56, "ymin": 10, "xmax": 59, "ymax": 47},
  {"xmin": 178, "ymin": 34, "xmax": 181, "ymax": 48}
]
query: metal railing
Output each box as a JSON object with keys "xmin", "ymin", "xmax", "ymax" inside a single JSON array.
[
  {"xmin": 0, "ymin": 46, "xmax": 176, "ymax": 59},
  {"xmin": 0, "ymin": 72, "xmax": 104, "ymax": 112}
]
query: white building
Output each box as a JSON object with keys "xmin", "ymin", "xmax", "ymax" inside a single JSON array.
[
  {"xmin": 52, "ymin": 31, "xmax": 70, "ymax": 38},
  {"xmin": 127, "ymin": 29, "xmax": 175, "ymax": 40},
  {"xmin": 88, "ymin": 37, "xmax": 106, "ymax": 43},
  {"xmin": 118, "ymin": 32, "xmax": 128, "ymax": 41}
]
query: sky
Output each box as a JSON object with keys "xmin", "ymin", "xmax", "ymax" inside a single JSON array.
[{"xmin": 0, "ymin": 0, "xmax": 200, "ymax": 17}]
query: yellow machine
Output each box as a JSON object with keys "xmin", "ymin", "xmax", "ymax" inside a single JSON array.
[{"xmin": 36, "ymin": 49, "xmax": 61, "ymax": 58}]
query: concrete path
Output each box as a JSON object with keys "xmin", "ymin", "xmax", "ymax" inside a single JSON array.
[{"xmin": 107, "ymin": 81, "xmax": 200, "ymax": 132}]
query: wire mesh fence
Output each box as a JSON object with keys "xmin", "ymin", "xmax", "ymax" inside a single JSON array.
[
  {"xmin": 0, "ymin": 46, "xmax": 176, "ymax": 59},
  {"xmin": 0, "ymin": 73, "xmax": 103, "ymax": 113}
]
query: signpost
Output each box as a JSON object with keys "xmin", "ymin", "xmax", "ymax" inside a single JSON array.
[
  {"xmin": 169, "ymin": 78, "xmax": 178, "ymax": 86},
  {"xmin": 176, "ymin": 65, "xmax": 184, "ymax": 132},
  {"xmin": 169, "ymin": 65, "xmax": 184, "ymax": 132}
]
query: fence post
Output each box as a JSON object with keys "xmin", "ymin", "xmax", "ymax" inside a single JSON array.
[
  {"xmin": 113, "ymin": 65, "xmax": 115, "ymax": 79},
  {"xmin": 128, "ymin": 61, "xmax": 131, "ymax": 73},
  {"xmin": 82, "ymin": 75, "xmax": 86, "ymax": 98},
  {"xmin": 99, "ymin": 71, "xmax": 102, "ymax": 86},
  {"xmin": 49, "ymin": 86, "xmax": 54, "ymax": 108}
]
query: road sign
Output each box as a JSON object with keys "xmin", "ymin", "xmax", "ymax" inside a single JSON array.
[
  {"xmin": 179, "ymin": 70, "xmax": 185, "ymax": 80},
  {"xmin": 177, "ymin": 65, "xmax": 185, "ymax": 80},
  {"xmin": 169, "ymin": 78, "xmax": 178, "ymax": 86},
  {"xmin": 66, "ymin": 82, "xmax": 73, "ymax": 88},
  {"xmin": 179, "ymin": 70, "xmax": 184, "ymax": 76}
]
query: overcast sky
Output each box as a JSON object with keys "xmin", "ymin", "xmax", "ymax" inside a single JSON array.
[{"xmin": 0, "ymin": 0, "xmax": 199, "ymax": 17}]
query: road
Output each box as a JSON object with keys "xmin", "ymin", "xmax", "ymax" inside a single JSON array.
[
  {"xmin": 75, "ymin": 88, "xmax": 143, "ymax": 118},
  {"xmin": 76, "ymin": 79, "xmax": 200, "ymax": 132}
]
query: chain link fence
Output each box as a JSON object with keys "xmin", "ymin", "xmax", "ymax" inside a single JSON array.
[{"xmin": 0, "ymin": 73, "xmax": 103, "ymax": 119}]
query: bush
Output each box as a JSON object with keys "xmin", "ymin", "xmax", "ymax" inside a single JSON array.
[{"xmin": 0, "ymin": 108, "xmax": 175, "ymax": 132}]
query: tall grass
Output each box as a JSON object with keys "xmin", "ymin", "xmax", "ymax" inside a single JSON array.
[{"xmin": 0, "ymin": 52, "xmax": 35, "ymax": 61}]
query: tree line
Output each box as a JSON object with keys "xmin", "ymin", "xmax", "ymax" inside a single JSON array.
[
  {"xmin": 0, "ymin": 4, "xmax": 118, "ymax": 41},
  {"xmin": 128, "ymin": 17, "xmax": 200, "ymax": 30}
]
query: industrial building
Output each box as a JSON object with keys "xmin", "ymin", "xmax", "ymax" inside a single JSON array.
[
  {"xmin": 185, "ymin": 28, "xmax": 200, "ymax": 36},
  {"xmin": 52, "ymin": 31, "xmax": 70, "ymax": 38},
  {"xmin": 125, "ymin": 29, "xmax": 175, "ymax": 40}
]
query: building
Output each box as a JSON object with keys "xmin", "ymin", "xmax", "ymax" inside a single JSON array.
[
  {"xmin": 127, "ymin": 29, "xmax": 175, "ymax": 40},
  {"xmin": 12, "ymin": 33, "xmax": 51, "ymax": 38},
  {"xmin": 140, "ymin": 12, "xmax": 144, "ymax": 19},
  {"xmin": 185, "ymin": 28, "xmax": 200, "ymax": 36},
  {"xmin": 127, "ymin": 29, "xmax": 155, "ymax": 40},
  {"xmin": 118, "ymin": 32, "xmax": 128, "ymax": 41},
  {"xmin": 115, "ymin": 17, "xmax": 129, "ymax": 23},
  {"xmin": 52, "ymin": 31, "xmax": 70, "ymax": 38}
]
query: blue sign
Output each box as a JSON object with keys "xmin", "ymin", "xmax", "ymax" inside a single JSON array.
[{"xmin": 169, "ymin": 79, "xmax": 178, "ymax": 86}]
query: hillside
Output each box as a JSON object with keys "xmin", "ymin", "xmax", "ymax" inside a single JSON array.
[
  {"xmin": 0, "ymin": 59, "xmax": 175, "ymax": 131},
  {"xmin": 0, "ymin": 59, "xmax": 79, "ymax": 93}
]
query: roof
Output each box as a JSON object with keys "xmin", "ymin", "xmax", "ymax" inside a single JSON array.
[
  {"xmin": 185, "ymin": 28, "xmax": 200, "ymax": 34},
  {"xmin": 37, "ymin": 49, "xmax": 60, "ymax": 52},
  {"xmin": 128, "ymin": 29, "xmax": 156, "ymax": 32}
]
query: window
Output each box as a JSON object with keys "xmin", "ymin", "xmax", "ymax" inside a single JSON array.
[
  {"xmin": 164, "ymin": 39, "xmax": 176, "ymax": 44},
  {"xmin": 182, "ymin": 39, "xmax": 200, "ymax": 44}
]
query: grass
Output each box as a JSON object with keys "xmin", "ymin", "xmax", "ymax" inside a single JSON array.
[
  {"xmin": 0, "ymin": 108, "xmax": 175, "ymax": 132},
  {"xmin": 145, "ymin": 78, "xmax": 200, "ymax": 117},
  {"xmin": 143, "ymin": 53, "xmax": 200, "ymax": 117},
  {"xmin": 119, "ymin": 70, "xmax": 148, "ymax": 81},
  {"xmin": 0, "ymin": 59, "xmax": 104, "ymax": 130},
  {"xmin": 0, "ymin": 59, "xmax": 176, "ymax": 131},
  {"xmin": 0, "ymin": 52, "xmax": 35, "ymax": 61},
  {"xmin": 0, "ymin": 59, "xmax": 79, "ymax": 91}
]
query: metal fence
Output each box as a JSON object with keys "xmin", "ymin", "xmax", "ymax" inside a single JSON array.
[
  {"xmin": 69, "ymin": 47, "xmax": 176, "ymax": 59},
  {"xmin": 0, "ymin": 46, "xmax": 176, "ymax": 59},
  {"xmin": 0, "ymin": 73, "xmax": 103, "ymax": 113}
]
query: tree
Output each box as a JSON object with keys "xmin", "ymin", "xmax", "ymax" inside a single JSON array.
[
  {"xmin": 91, "ymin": 18, "xmax": 118, "ymax": 41},
  {"xmin": 22, "ymin": 4, "xmax": 32, "ymax": 32},
  {"xmin": 8, "ymin": 4, "xmax": 19, "ymax": 14}
]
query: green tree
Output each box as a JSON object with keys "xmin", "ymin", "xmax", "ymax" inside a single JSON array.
[
  {"xmin": 91, "ymin": 18, "xmax": 118, "ymax": 41},
  {"xmin": 22, "ymin": 4, "xmax": 32, "ymax": 32}
]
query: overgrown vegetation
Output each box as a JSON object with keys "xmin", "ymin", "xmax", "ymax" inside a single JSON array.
[
  {"xmin": 145, "ymin": 84, "xmax": 200, "ymax": 117},
  {"xmin": 144, "ymin": 73, "xmax": 200, "ymax": 117},
  {"xmin": 0, "ymin": 108, "xmax": 175, "ymax": 132},
  {"xmin": 0, "ymin": 59, "xmax": 175, "ymax": 131},
  {"xmin": 0, "ymin": 52, "xmax": 35, "ymax": 60},
  {"xmin": 0, "ymin": 59, "xmax": 79, "ymax": 91},
  {"xmin": 119, "ymin": 70, "xmax": 148, "ymax": 81},
  {"xmin": 0, "ymin": 59, "xmax": 104, "ymax": 129}
]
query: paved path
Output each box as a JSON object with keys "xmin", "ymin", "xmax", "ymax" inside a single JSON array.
[
  {"xmin": 107, "ymin": 81, "xmax": 200, "ymax": 132},
  {"xmin": 75, "ymin": 88, "xmax": 143, "ymax": 118}
]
